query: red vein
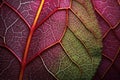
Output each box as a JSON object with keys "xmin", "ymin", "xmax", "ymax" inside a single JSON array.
[
  {"xmin": 27, "ymin": 41, "xmax": 59, "ymax": 65},
  {"xmin": 91, "ymin": 0, "xmax": 120, "ymax": 29},
  {"xmin": 19, "ymin": 0, "xmax": 44, "ymax": 80},
  {"xmin": 102, "ymin": 25, "xmax": 120, "ymax": 41},
  {"xmin": 102, "ymin": 53, "xmax": 113, "ymax": 62},
  {"xmin": 66, "ymin": 9, "xmax": 69, "ymax": 26},
  {"xmin": 101, "ymin": 48, "xmax": 120, "ymax": 79},
  {"xmin": 36, "ymin": 7, "xmax": 70, "ymax": 30},
  {"xmin": 70, "ymin": 8, "xmax": 98, "ymax": 39},
  {"xmin": 94, "ymin": 7, "xmax": 119, "ymax": 29},
  {"xmin": 70, "ymin": 0, "xmax": 72, "ymax": 8},
  {"xmin": 0, "ymin": 45, "xmax": 21, "ymax": 62},
  {"xmin": 113, "ymin": 19, "xmax": 120, "ymax": 29},
  {"xmin": 59, "ymin": 9, "xmax": 68, "ymax": 41},
  {"xmin": 4, "ymin": 2, "xmax": 31, "ymax": 28},
  {"xmin": 95, "ymin": 8, "xmax": 120, "ymax": 29},
  {"xmin": 95, "ymin": 11, "xmax": 120, "ymax": 39},
  {"xmin": 113, "ymin": 28, "xmax": 120, "ymax": 41},
  {"xmin": 102, "ymin": 28, "xmax": 111, "ymax": 39},
  {"xmin": 36, "ymin": 8, "xmax": 58, "ymax": 30}
]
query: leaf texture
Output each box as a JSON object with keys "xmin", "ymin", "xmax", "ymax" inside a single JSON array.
[
  {"xmin": 92, "ymin": 0, "xmax": 120, "ymax": 80},
  {"xmin": 0, "ymin": 0, "xmax": 102, "ymax": 80}
]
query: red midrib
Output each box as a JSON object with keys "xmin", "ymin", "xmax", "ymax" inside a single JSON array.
[{"xmin": 19, "ymin": 0, "xmax": 45, "ymax": 80}]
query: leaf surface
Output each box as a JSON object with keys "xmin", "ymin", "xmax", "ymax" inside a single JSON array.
[
  {"xmin": 0, "ymin": 0, "xmax": 102, "ymax": 80},
  {"xmin": 92, "ymin": 0, "xmax": 120, "ymax": 80}
]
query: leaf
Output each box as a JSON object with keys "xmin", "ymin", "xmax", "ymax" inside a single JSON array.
[
  {"xmin": 0, "ymin": 0, "xmax": 102, "ymax": 80},
  {"xmin": 92, "ymin": 0, "xmax": 120, "ymax": 80}
]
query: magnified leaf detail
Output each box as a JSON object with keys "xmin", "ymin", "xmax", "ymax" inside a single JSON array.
[
  {"xmin": 0, "ymin": 0, "xmax": 102, "ymax": 80},
  {"xmin": 92, "ymin": 0, "xmax": 120, "ymax": 80}
]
